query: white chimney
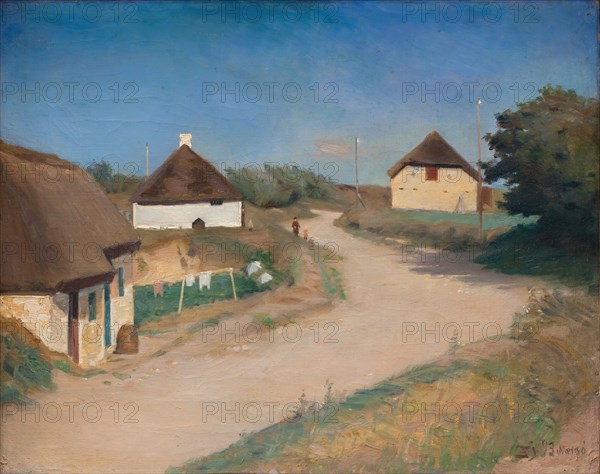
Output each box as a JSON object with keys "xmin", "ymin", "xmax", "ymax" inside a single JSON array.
[{"xmin": 179, "ymin": 133, "xmax": 192, "ymax": 148}]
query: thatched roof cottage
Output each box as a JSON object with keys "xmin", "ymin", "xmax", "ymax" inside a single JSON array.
[
  {"xmin": 1, "ymin": 141, "xmax": 140, "ymax": 366},
  {"xmin": 387, "ymin": 131, "xmax": 482, "ymax": 212},
  {"xmin": 130, "ymin": 134, "xmax": 243, "ymax": 229}
]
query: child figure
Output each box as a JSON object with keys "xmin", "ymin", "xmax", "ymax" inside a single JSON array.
[{"xmin": 303, "ymin": 227, "xmax": 309, "ymax": 240}]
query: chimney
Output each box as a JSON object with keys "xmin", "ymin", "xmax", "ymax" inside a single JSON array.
[{"xmin": 179, "ymin": 133, "xmax": 192, "ymax": 148}]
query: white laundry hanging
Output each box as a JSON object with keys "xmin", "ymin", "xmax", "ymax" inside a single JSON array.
[
  {"xmin": 185, "ymin": 274, "xmax": 195, "ymax": 287},
  {"xmin": 257, "ymin": 272, "xmax": 273, "ymax": 285},
  {"xmin": 246, "ymin": 261, "xmax": 262, "ymax": 276},
  {"xmin": 198, "ymin": 271, "xmax": 212, "ymax": 290}
]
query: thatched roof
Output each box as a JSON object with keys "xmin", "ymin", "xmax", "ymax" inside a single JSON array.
[
  {"xmin": 1, "ymin": 141, "xmax": 140, "ymax": 294},
  {"xmin": 387, "ymin": 131, "xmax": 480, "ymax": 180},
  {"xmin": 130, "ymin": 145, "xmax": 243, "ymax": 205}
]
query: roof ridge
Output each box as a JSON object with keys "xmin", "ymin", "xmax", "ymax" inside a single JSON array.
[
  {"xmin": 129, "ymin": 144, "xmax": 243, "ymax": 204},
  {"xmin": 387, "ymin": 131, "xmax": 480, "ymax": 180}
]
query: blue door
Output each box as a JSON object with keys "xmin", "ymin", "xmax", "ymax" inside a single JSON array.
[{"xmin": 104, "ymin": 282, "xmax": 111, "ymax": 346}]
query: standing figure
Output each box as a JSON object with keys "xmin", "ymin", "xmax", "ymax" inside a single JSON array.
[
  {"xmin": 292, "ymin": 217, "xmax": 300, "ymax": 237},
  {"xmin": 303, "ymin": 227, "xmax": 309, "ymax": 240}
]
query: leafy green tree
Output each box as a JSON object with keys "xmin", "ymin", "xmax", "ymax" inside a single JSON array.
[
  {"xmin": 87, "ymin": 160, "xmax": 143, "ymax": 194},
  {"xmin": 87, "ymin": 160, "xmax": 114, "ymax": 193},
  {"xmin": 483, "ymin": 85, "xmax": 599, "ymax": 253}
]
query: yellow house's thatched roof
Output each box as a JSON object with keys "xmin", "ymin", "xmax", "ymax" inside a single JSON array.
[{"xmin": 387, "ymin": 131, "xmax": 480, "ymax": 181}]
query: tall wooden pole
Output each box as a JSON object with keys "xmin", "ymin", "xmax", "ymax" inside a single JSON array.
[
  {"xmin": 476, "ymin": 99, "xmax": 483, "ymax": 242},
  {"xmin": 355, "ymin": 137, "xmax": 360, "ymax": 198},
  {"xmin": 354, "ymin": 137, "xmax": 365, "ymax": 208}
]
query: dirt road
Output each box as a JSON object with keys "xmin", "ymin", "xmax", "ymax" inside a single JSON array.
[{"xmin": 1, "ymin": 211, "xmax": 542, "ymax": 473}]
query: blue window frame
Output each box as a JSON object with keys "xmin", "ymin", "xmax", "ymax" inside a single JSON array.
[
  {"xmin": 88, "ymin": 292, "xmax": 96, "ymax": 321},
  {"xmin": 104, "ymin": 282, "xmax": 111, "ymax": 346}
]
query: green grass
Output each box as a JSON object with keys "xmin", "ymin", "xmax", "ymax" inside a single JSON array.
[
  {"xmin": 319, "ymin": 265, "xmax": 346, "ymax": 299},
  {"xmin": 258, "ymin": 315, "xmax": 275, "ymax": 329},
  {"xmin": 475, "ymin": 224, "xmax": 598, "ymax": 287},
  {"xmin": 0, "ymin": 330, "xmax": 55, "ymax": 403},
  {"xmin": 289, "ymin": 257, "xmax": 303, "ymax": 284},
  {"xmin": 337, "ymin": 208, "xmax": 537, "ymax": 248},
  {"xmin": 337, "ymin": 207, "xmax": 597, "ymax": 288},
  {"xmin": 399, "ymin": 209, "xmax": 537, "ymax": 229},
  {"xmin": 138, "ymin": 329, "xmax": 176, "ymax": 337},
  {"xmin": 81, "ymin": 369, "xmax": 107, "ymax": 379},
  {"xmin": 135, "ymin": 243, "xmax": 289, "ymax": 327},
  {"xmin": 134, "ymin": 273, "xmax": 265, "ymax": 326},
  {"xmin": 112, "ymin": 372, "xmax": 131, "ymax": 380},
  {"xmin": 53, "ymin": 360, "xmax": 71, "ymax": 373},
  {"xmin": 173, "ymin": 292, "xmax": 598, "ymax": 473},
  {"xmin": 185, "ymin": 315, "xmax": 226, "ymax": 335},
  {"xmin": 328, "ymin": 267, "xmax": 346, "ymax": 299}
]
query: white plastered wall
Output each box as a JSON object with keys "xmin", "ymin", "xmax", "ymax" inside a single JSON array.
[{"xmin": 133, "ymin": 201, "xmax": 242, "ymax": 229}]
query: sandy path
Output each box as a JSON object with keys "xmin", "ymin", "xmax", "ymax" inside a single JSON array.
[{"xmin": 1, "ymin": 211, "xmax": 541, "ymax": 473}]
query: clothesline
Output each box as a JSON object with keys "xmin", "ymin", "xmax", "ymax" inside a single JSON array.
[{"xmin": 178, "ymin": 267, "xmax": 237, "ymax": 314}]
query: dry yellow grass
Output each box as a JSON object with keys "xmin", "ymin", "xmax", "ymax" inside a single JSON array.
[{"xmin": 176, "ymin": 291, "xmax": 598, "ymax": 473}]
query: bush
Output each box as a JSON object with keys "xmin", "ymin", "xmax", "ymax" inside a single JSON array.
[
  {"xmin": 0, "ymin": 324, "xmax": 55, "ymax": 403},
  {"xmin": 87, "ymin": 160, "xmax": 143, "ymax": 194},
  {"xmin": 475, "ymin": 224, "xmax": 598, "ymax": 286},
  {"xmin": 225, "ymin": 164, "xmax": 337, "ymax": 207}
]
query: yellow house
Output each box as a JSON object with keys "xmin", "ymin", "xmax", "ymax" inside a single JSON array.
[{"xmin": 387, "ymin": 131, "xmax": 481, "ymax": 212}]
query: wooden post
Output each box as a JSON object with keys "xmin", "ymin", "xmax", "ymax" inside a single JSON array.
[
  {"xmin": 355, "ymin": 137, "xmax": 360, "ymax": 198},
  {"xmin": 476, "ymin": 98, "xmax": 484, "ymax": 243},
  {"xmin": 354, "ymin": 137, "xmax": 366, "ymax": 209},
  {"xmin": 229, "ymin": 269, "xmax": 237, "ymax": 300},
  {"xmin": 178, "ymin": 278, "xmax": 185, "ymax": 314},
  {"xmin": 68, "ymin": 292, "xmax": 79, "ymax": 364}
]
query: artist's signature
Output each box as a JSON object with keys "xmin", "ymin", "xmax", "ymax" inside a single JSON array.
[{"xmin": 516, "ymin": 441, "xmax": 588, "ymax": 459}]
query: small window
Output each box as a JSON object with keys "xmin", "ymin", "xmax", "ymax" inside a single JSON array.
[
  {"xmin": 88, "ymin": 292, "xmax": 96, "ymax": 321},
  {"xmin": 117, "ymin": 267, "xmax": 125, "ymax": 297},
  {"xmin": 210, "ymin": 199, "xmax": 224, "ymax": 206},
  {"xmin": 425, "ymin": 166, "xmax": 438, "ymax": 181}
]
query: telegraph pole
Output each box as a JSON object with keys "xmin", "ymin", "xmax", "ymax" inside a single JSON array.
[
  {"xmin": 145, "ymin": 143, "xmax": 149, "ymax": 178},
  {"xmin": 355, "ymin": 137, "xmax": 360, "ymax": 197},
  {"xmin": 355, "ymin": 137, "xmax": 365, "ymax": 208},
  {"xmin": 476, "ymin": 99, "xmax": 483, "ymax": 242}
]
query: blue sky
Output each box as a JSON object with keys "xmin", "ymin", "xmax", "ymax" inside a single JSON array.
[{"xmin": 1, "ymin": 1, "xmax": 597, "ymax": 185}]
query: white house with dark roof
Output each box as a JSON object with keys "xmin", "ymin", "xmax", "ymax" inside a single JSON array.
[{"xmin": 130, "ymin": 134, "xmax": 244, "ymax": 229}]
